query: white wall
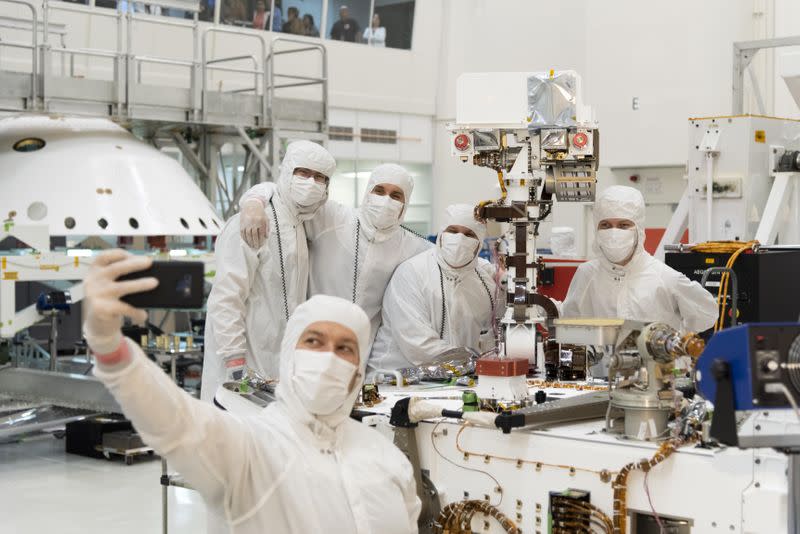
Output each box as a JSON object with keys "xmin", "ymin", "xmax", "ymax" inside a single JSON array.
[{"xmin": 429, "ymin": 0, "xmax": 798, "ymax": 255}]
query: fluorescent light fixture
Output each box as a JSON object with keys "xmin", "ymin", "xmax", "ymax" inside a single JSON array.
[
  {"xmin": 67, "ymin": 249, "xmax": 93, "ymax": 257},
  {"xmin": 168, "ymin": 249, "xmax": 188, "ymax": 257},
  {"xmin": 237, "ymin": 166, "xmax": 245, "ymax": 172}
]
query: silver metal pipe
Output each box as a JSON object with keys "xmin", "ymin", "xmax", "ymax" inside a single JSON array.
[
  {"xmin": 273, "ymin": 80, "xmax": 326, "ymax": 89},
  {"xmin": 48, "ymin": 2, "xmax": 118, "ymax": 17},
  {"xmin": 273, "ymin": 73, "xmax": 325, "ymax": 81},
  {"xmin": 50, "ymin": 47, "xmax": 121, "ymax": 58},
  {"xmin": 162, "ymin": 458, "xmax": 169, "ymax": 534},
  {"xmin": 49, "ymin": 313, "xmax": 58, "ymax": 372},
  {"xmin": 205, "ymin": 54, "xmax": 258, "ymax": 65},
  {"xmin": 135, "ymin": 56, "xmax": 194, "ymax": 66},
  {"xmin": 0, "ymin": 0, "xmax": 38, "ymax": 108},
  {"xmin": 790, "ymin": 453, "xmax": 800, "ymax": 534},
  {"xmin": 204, "ymin": 65, "xmax": 262, "ymax": 75},
  {"xmin": 129, "ymin": 12, "xmax": 194, "ymax": 28}
]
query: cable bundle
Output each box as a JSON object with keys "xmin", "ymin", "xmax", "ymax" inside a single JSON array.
[
  {"xmin": 551, "ymin": 496, "xmax": 613, "ymax": 533},
  {"xmin": 611, "ymin": 435, "xmax": 697, "ymax": 534},
  {"xmin": 690, "ymin": 240, "xmax": 758, "ymax": 332},
  {"xmin": 434, "ymin": 500, "xmax": 520, "ymax": 534}
]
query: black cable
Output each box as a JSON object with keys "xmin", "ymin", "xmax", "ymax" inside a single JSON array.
[
  {"xmin": 352, "ymin": 217, "xmax": 360, "ymax": 303},
  {"xmin": 475, "ymin": 268, "xmax": 494, "ymax": 311},
  {"xmin": 401, "ymin": 224, "xmax": 429, "ymax": 242},
  {"xmin": 438, "ymin": 263, "xmax": 446, "ymax": 340},
  {"xmin": 268, "ymin": 200, "xmax": 289, "ymax": 321}
]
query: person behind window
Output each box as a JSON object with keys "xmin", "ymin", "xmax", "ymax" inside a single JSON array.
[
  {"xmin": 363, "ymin": 13, "xmax": 386, "ymax": 47},
  {"xmin": 252, "ymin": 0, "xmax": 268, "ymax": 29},
  {"xmin": 330, "ymin": 5, "xmax": 360, "ymax": 42},
  {"xmin": 282, "ymin": 6, "xmax": 304, "ymax": 34},
  {"xmin": 222, "ymin": 0, "xmax": 246, "ymax": 25},
  {"xmin": 303, "ymin": 13, "xmax": 320, "ymax": 37},
  {"xmin": 271, "ymin": 0, "xmax": 283, "ymax": 31}
]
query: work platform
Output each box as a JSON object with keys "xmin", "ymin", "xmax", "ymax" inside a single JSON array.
[
  {"xmin": 0, "ymin": 0, "xmax": 328, "ymax": 132},
  {"xmin": 0, "ymin": 0, "xmax": 329, "ymax": 210}
]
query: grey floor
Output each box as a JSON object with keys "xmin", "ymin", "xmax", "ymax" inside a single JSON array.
[{"xmin": 0, "ymin": 434, "xmax": 207, "ymax": 533}]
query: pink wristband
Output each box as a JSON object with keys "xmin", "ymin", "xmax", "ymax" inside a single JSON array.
[
  {"xmin": 225, "ymin": 357, "xmax": 246, "ymax": 368},
  {"xmin": 95, "ymin": 340, "xmax": 130, "ymax": 366}
]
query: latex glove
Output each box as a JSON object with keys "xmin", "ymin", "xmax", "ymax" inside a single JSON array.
[
  {"xmin": 83, "ymin": 250, "xmax": 158, "ymax": 355},
  {"xmin": 240, "ymin": 199, "xmax": 269, "ymax": 250}
]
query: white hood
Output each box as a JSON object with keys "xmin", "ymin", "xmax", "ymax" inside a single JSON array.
[
  {"xmin": 275, "ymin": 140, "xmax": 336, "ymax": 222},
  {"xmin": 436, "ymin": 203, "xmax": 487, "ymax": 274},
  {"xmin": 357, "ymin": 163, "xmax": 414, "ymax": 241},
  {"xmin": 275, "ymin": 295, "xmax": 371, "ymax": 429},
  {"xmin": 591, "ymin": 185, "xmax": 647, "ymax": 271}
]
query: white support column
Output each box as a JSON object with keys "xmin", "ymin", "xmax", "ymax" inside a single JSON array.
[
  {"xmin": 0, "ymin": 280, "xmax": 17, "ymax": 338},
  {"xmin": 754, "ymin": 172, "xmax": 797, "ymax": 245},
  {"xmin": 655, "ymin": 186, "xmax": 690, "ymax": 261}
]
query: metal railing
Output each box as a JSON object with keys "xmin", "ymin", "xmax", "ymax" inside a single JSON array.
[
  {"xmin": 266, "ymin": 36, "xmax": 328, "ymax": 132},
  {"xmin": 201, "ymin": 26, "xmax": 267, "ymax": 122},
  {"xmin": 0, "ymin": 0, "xmax": 328, "ymax": 131},
  {"xmin": 0, "ymin": 0, "xmax": 37, "ymax": 106}
]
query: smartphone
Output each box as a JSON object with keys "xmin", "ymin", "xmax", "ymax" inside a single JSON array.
[{"xmin": 119, "ymin": 261, "xmax": 205, "ymax": 309}]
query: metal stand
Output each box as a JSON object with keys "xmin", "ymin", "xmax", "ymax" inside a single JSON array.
[
  {"xmin": 161, "ymin": 458, "xmax": 169, "ymax": 534},
  {"xmin": 789, "ymin": 453, "xmax": 800, "ymax": 534},
  {"xmin": 148, "ymin": 339, "xmax": 202, "ymax": 534},
  {"xmin": 47, "ymin": 311, "xmax": 59, "ymax": 372},
  {"xmin": 711, "ymin": 360, "xmax": 800, "ymax": 533}
]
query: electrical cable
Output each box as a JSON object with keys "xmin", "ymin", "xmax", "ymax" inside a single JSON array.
[
  {"xmin": 611, "ymin": 435, "xmax": 698, "ymax": 534},
  {"xmin": 776, "ymin": 382, "xmax": 800, "ymax": 424},
  {"xmin": 429, "ymin": 421, "xmax": 504, "ymax": 507},
  {"xmin": 690, "ymin": 241, "xmax": 757, "ymax": 332},
  {"xmin": 435, "ymin": 499, "xmax": 520, "ymax": 534},
  {"xmin": 643, "ymin": 470, "xmax": 665, "ymax": 533},
  {"xmin": 454, "ymin": 423, "xmax": 614, "ymax": 478}
]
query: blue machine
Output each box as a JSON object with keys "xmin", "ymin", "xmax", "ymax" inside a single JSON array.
[
  {"xmin": 697, "ymin": 323, "xmax": 800, "ymax": 534},
  {"xmin": 35, "ymin": 291, "xmax": 72, "ymax": 313},
  {"xmin": 697, "ymin": 323, "xmax": 800, "ymax": 411}
]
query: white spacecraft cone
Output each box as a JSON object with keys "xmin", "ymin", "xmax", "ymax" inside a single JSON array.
[{"xmin": 0, "ymin": 114, "xmax": 222, "ymax": 239}]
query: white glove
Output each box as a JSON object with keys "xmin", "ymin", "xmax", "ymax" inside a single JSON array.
[
  {"xmin": 83, "ymin": 250, "xmax": 158, "ymax": 355},
  {"xmin": 240, "ymin": 199, "xmax": 269, "ymax": 250}
]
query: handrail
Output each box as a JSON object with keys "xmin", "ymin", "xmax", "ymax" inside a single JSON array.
[
  {"xmin": 206, "ymin": 54, "xmax": 258, "ymax": 66},
  {"xmin": 0, "ymin": 1, "xmax": 328, "ymax": 131},
  {"xmin": 134, "ymin": 56, "xmax": 194, "ymax": 84},
  {"xmin": 0, "ymin": 0, "xmax": 37, "ymax": 107},
  {"xmin": 266, "ymin": 36, "xmax": 328, "ymax": 135},
  {"xmin": 205, "ymin": 54, "xmax": 260, "ymax": 92},
  {"xmin": 129, "ymin": 11, "xmax": 196, "ymax": 28},
  {"xmin": 47, "ymin": 1, "xmax": 120, "ymax": 18},
  {"xmin": 201, "ymin": 26, "xmax": 267, "ymax": 122},
  {"xmin": 50, "ymin": 46, "xmax": 120, "ymax": 58}
]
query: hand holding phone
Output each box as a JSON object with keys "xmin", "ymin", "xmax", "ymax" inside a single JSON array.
[{"xmin": 119, "ymin": 260, "xmax": 205, "ymax": 309}]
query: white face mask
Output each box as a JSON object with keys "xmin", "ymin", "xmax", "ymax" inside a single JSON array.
[
  {"xmin": 362, "ymin": 193, "xmax": 404, "ymax": 230},
  {"xmin": 291, "ymin": 349, "xmax": 357, "ymax": 415},
  {"xmin": 290, "ymin": 175, "xmax": 327, "ymax": 207},
  {"xmin": 439, "ymin": 232, "xmax": 479, "ymax": 268},
  {"xmin": 596, "ymin": 228, "xmax": 637, "ymax": 264}
]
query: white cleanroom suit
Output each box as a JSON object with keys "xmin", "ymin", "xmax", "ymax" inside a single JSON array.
[
  {"xmin": 201, "ymin": 141, "xmax": 336, "ymax": 400},
  {"xmin": 93, "ymin": 295, "xmax": 421, "ymax": 534},
  {"xmin": 562, "ymin": 185, "xmax": 718, "ymax": 332},
  {"xmin": 238, "ymin": 163, "xmax": 432, "ymax": 342},
  {"xmin": 369, "ymin": 204, "xmax": 498, "ymax": 372}
]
